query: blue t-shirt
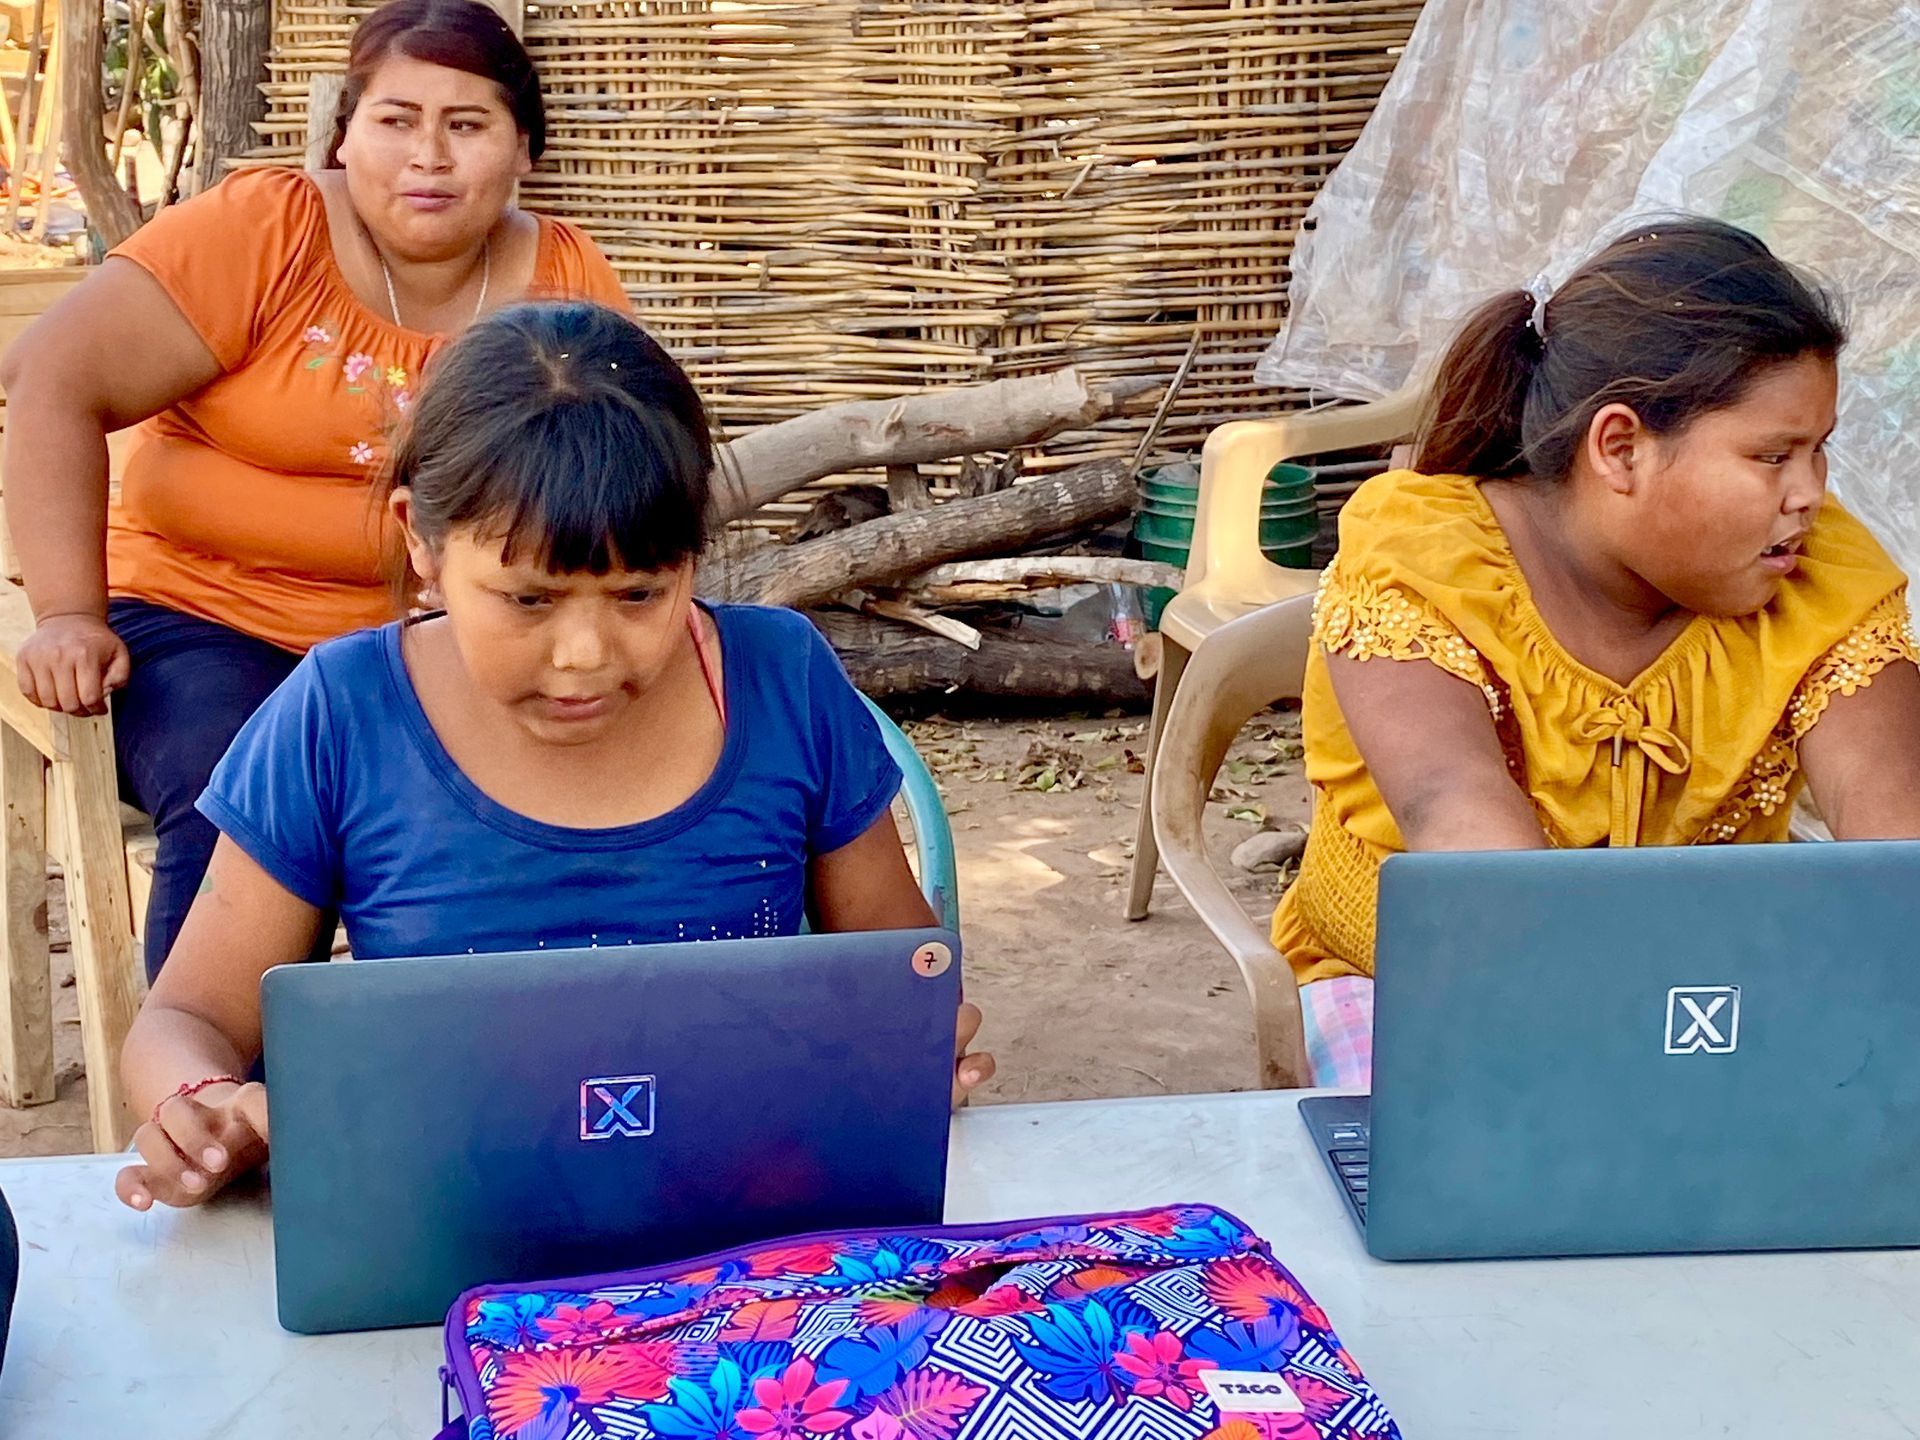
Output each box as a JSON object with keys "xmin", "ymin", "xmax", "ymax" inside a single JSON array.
[{"xmin": 198, "ymin": 604, "xmax": 901, "ymax": 960}]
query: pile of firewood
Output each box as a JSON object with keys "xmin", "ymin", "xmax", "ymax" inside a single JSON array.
[{"xmin": 701, "ymin": 367, "xmax": 1180, "ymax": 706}]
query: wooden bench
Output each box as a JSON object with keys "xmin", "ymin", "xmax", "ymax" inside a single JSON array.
[
  {"xmin": 0, "ymin": 265, "xmax": 150, "ymax": 1152},
  {"xmin": 0, "ymin": 579, "xmax": 143, "ymax": 1151}
]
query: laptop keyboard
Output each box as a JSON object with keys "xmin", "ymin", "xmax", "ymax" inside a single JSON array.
[
  {"xmin": 1298, "ymin": 1095, "xmax": 1373, "ymax": 1234},
  {"xmin": 1324, "ymin": 1119, "xmax": 1371, "ymax": 1223}
]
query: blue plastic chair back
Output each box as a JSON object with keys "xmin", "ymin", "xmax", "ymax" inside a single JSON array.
[{"xmin": 860, "ymin": 695, "xmax": 960, "ymax": 931}]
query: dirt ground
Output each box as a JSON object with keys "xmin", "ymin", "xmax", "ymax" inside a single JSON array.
[{"xmin": 0, "ymin": 711, "xmax": 1310, "ymax": 1156}]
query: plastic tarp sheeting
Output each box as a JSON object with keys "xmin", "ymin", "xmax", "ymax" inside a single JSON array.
[{"xmin": 1258, "ymin": 0, "xmax": 1920, "ymax": 573}]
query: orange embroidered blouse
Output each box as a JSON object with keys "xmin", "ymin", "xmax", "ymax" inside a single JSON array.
[{"xmin": 106, "ymin": 166, "xmax": 631, "ymax": 652}]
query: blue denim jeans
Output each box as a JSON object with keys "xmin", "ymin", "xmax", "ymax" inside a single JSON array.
[{"xmin": 107, "ymin": 599, "xmax": 306, "ymax": 982}]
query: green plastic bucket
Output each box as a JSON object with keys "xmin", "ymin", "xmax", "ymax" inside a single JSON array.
[
  {"xmin": 1137, "ymin": 460, "xmax": 1314, "ymax": 507},
  {"xmin": 1134, "ymin": 507, "xmax": 1316, "ymax": 550},
  {"xmin": 1133, "ymin": 461, "xmax": 1317, "ymax": 578},
  {"xmin": 1265, "ymin": 538, "xmax": 1314, "ymax": 568},
  {"xmin": 1141, "ymin": 585, "xmax": 1177, "ymax": 630},
  {"xmin": 1265, "ymin": 460, "xmax": 1315, "ymax": 492},
  {"xmin": 1137, "ymin": 538, "xmax": 1191, "ymax": 566},
  {"xmin": 1135, "ymin": 498, "xmax": 1317, "ymax": 523}
]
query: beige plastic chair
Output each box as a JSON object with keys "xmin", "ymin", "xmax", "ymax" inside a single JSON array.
[
  {"xmin": 1148, "ymin": 597, "xmax": 1316, "ymax": 1087},
  {"xmin": 1127, "ymin": 388, "xmax": 1424, "ymax": 919}
]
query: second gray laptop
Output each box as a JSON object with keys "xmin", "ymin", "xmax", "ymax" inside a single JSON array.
[{"xmin": 1304, "ymin": 842, "xmax": 1920, "ymax": 1261}]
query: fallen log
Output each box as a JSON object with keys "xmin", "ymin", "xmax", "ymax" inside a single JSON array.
[
  {"xmin": 787, "ymin": 485, "xmax": 890, "ymax": 543},
  {"xmin": 713, "ymin": 369, "xmax": 1153, "ymax": 521},
  {"xmin": 707, "ymin": 458, "xmax": 1133, "ymax": 609},
  {"xmin": 858, "ymin": 596, "xmax": 983, "ymax": 651},
  {"xmin": 898, "ymin": 556, "xmax": 1185, "ymax": 605},
  {"xmin": 813, "ymin": 610, "xmax": 1150, "ymax": 707}
]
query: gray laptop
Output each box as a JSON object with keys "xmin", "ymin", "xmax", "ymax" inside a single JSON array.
[
  {"xmin": 260, "ymin": 928, "xmax": 961, "ymax": 1333},
  {"xmin": 1301, "ymin": 843, "xmax": 1920, "ymax": 1260}
]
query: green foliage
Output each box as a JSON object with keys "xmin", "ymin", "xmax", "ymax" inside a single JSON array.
[{"xmin": 101, "ymin": 0, "xmax": 180, "ymax": 150}]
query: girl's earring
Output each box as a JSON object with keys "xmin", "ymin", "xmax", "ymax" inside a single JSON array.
[{"xmin": 415, "ymin": 578, "xmax": 444, "ymax": 611}]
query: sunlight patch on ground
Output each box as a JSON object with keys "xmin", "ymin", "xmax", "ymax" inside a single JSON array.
[{"xmin": 961, "ymin": 835, "xmax": 1067, "ymax": 898}]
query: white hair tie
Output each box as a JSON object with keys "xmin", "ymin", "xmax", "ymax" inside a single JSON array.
[{"xmin": 1525, "ymin": 272, "xmax": 1553, "ymax": 342}]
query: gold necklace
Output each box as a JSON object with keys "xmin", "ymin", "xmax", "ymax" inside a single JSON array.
[{"xmin": 378, "ymin": 240, "xmax": 491, "ymax": 330}]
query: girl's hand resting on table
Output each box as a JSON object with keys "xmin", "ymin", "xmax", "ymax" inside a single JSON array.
[
  {"xmin": 954, "ymin": 1001, "xmax": 995, "ymax": 1107},
  {"xmin": 116, "ymin": 1081, "xmax": 270, "ymax": 1211},
  {"xmin": 112, "ymin": 1007, "xmax": 987, "ymax": 1205}
]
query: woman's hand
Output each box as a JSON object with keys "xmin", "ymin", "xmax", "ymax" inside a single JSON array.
[
  {"xmin": 953, "ymin": 1001, "xmax": 995, "ymax": 1108},
  {"xmin": 18, "ymin": 613, "xmax": 129, "ymax": 715},
  {"xmin": 1, "ymin": 259, "xmax": 222, "ymax": 669},
  {"xmin": 115, "ymin": 1081, "xmax": 270, "ymax": 1212}
]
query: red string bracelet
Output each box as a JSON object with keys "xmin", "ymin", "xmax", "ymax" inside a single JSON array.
[{"xmin": 152, "ymin": 1075, "xmax": 244, "ymax": 1126}]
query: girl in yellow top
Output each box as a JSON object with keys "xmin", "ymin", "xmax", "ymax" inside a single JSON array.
[{"xmin": 1275, "ymin": 219, "xmax": 1920, "ymax": 1086}]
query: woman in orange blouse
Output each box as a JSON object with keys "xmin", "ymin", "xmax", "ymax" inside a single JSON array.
[{"xmin": 0, "ymin": 0, "xmax": 631, "ymax": 978}]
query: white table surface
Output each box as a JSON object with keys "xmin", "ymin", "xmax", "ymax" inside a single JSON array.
[{"xmin": 2, "ymin": 1089, "xmax": 1917, "ymax": 1438}]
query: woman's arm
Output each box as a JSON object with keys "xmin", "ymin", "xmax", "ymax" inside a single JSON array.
[
  {"xmin": 1326, "ymin": 652, "xmax": 1549, "ymax": 851},
  {"xmin": 808, "ymin": 812, "xmax": 993, "ymax": 1103},
  {"xmin": 116, "ymin": 837, "xmax": 324, "ymax": 1210},
  {"xmin": 0, "ymin": 259, "xmax": 223, "ymax": 714},
  {"xmin": 1799, "ymin": 659, "xmax": 1920, "ymax": 839}
]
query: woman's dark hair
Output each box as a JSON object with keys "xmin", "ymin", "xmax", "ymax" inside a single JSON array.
[
  {"xmin": 386, "ymin": 302, "xmax": 713, "ymax": 586},
  {"xmin": 327, "ymin": 0, "xmax": 546, "ymax": 167},
  {"xmin": 1414, "ymin": 218, "xmax": 1846, "ymax": 482}
]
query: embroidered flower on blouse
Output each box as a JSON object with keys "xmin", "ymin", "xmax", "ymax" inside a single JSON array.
[
  {"xmin": 343, "ymin": 353, "xmax": 375, "ymax": 384},
  {"xmin": 394, "ymin": 389, "xmax": 412, "ymax": 413},
  {"xmin": 303, "ymin": 325, "xmax": 333, "ymax": 346},
  {"xmin": 385, "ymin": 365, "xmax": 409, "ymax": 387},
  {"xmin": 349, "ymin": 441, "xmax": 376, "ymax": 466},
  {"xmin": 1693, "ymin": 590, "xmax": 1918, "ymax": 844}
]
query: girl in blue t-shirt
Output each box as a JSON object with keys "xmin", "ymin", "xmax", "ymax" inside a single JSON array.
[{"xmin": 115, "ymin": 302, "xmax": 994, "ymax": 1211}]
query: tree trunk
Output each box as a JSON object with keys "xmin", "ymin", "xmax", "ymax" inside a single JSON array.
[
  {"xmin": 713, "ymin": 370, "xmax": 1152, "ymax": 522},
  {"xmin": 60, "ymin": 0, "xmax": 142, "ymax": 247},
  {"xmin": 813, "ymin": 611, "xmax": 1149, "ymax": 707},
  {"xmin": 158, "ymin": 0, "xmax": 199, "ymax": 209},
  {"xmin": 6, "ymin": 0, "xmax": 46, "ymax": 240},
  {"xmin": 189, "ymin": 0, "xmax": 270, "ymax": 194},
  {"xmin": 304, "ymin": 72, "xmax": 346, "ymax": 171},
  {"xmin": 108, "ymin": 0, "xmax": 150, "ymax": 172},
  {"xmin": 897, "ymin": 556, "xmax": 1185, "ymax": 605},
  {"xmin": 707, "ymin": 458, "xmax": 1133, "ymax": 609}
]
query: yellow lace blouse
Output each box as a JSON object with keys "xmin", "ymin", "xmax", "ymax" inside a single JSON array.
[{"xmin": 1272, "ymin": 469, "xmax": 1919, "ymax": 985}]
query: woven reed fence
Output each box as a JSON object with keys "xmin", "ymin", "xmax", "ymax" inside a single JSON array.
[{"xmin": 249, "ymin": 0, "xmax": 1423, "ymax": 521}]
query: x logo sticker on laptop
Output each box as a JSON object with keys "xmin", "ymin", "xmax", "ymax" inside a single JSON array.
[
  {"xmin": 1665, "ymin": 986, "xmax": 1741, "ymax": 1056},
  {"xmin": 580, "ymin": 1074, "xmax": 657, "ymax": 1140}
]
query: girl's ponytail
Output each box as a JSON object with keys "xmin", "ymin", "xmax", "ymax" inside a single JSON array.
[
  {"xmin": 1411, "ymin": 220, "xmax": 1844, "ymax": 485},
  {"xmin": 1412, "ymin": 288, "xmax": 1542, "ymax": 480}
]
